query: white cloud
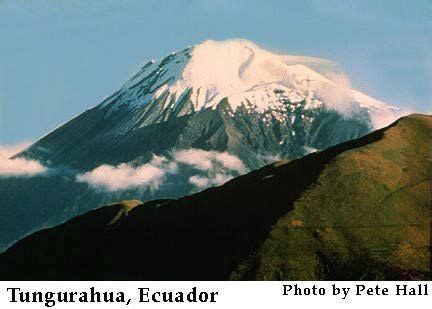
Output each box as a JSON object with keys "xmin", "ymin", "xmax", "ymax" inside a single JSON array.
[
  {"xmin": 317, "ymin": 73, "xmax": 410, "ymax": 129},
  {"xmin": 0, "ymin": 142, "xmax": 47, "ymax": 177},
  {"xmin": 317, "ymin": 72, "xmax": 355, "ymax": 114},
  {"xmin": 189, "ymin": 175, "xmax": 211, "ymax": 188},
  {"xmin": 0, "ymin": 143, "xmax": 245, "ymax": 190},
  {"xmin": 189, "ymin": 173, "xmax": 234, "ymax": 189},
  {"xmin": 77, "ymin": 164, "xmax": 164, "ymax": 191},
  {"xmin": 76, "ymin": 149, "xmax": 246, "ymax": 192},
  {"xmin": 173, "ymin": 149, "xmax": 213, "ymax": 171},
  {"xmin": 0, "ymin": 142, "xmax": 31, "ymax": 158},
  {"xmin": 76, "ymin": 155, "xmax": 177, "ymax": 191},
  {"xmin": 179, "ymin": 149, "xmax": 244, "ymax": 189},
  {"xmin": 214, "ymin": 152, "xmax": 246, "ymax": 173},
  {"xmin": 174, "ymin": 149, "xmax": 245, "ymax": 173}
]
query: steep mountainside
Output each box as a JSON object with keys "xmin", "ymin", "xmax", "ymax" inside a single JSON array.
[
  {"xmin": 16, "ymin": 40, "xmax": 399, "ymax": 170},
  {"xmin": 1, "ymin": 39, "xmax": 404, "ymax": 252},
  {"xmin": 0, "ymin": 114, "xmax": 428, "ymax": 280}
]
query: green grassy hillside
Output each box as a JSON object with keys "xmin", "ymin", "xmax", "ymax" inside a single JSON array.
[
  {"xmin": 0, "ymin": 114, "xmax": 429, "ymax": 280},
  {"xmin": 232, "ymin": 114, "xmax": 430, "ymax": 280}
]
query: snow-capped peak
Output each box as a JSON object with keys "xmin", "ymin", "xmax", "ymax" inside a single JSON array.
[
  {"xmin": 167, "ymin": 40, "xmax": 332, "ymax": 110},
  {"xmin": 100, "ymin": 39, "xmax": 406, "ymax": 129}
]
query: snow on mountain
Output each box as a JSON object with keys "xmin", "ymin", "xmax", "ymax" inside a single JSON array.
[
  {"xmin": 100, "ymin": 39, "xmax": 406, "ymax": 129},
  {"xmin": 2, "ymin": 39, "xmax": 410, "ymax": 253},
  {"xmin": 17, "ymin": 38, "xmax": 407, "ymax": 171}
]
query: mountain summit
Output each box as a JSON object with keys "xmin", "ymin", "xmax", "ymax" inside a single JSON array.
[
  {"xmin": 19, "ymin": 39, "xmax": 404, "ymax": 170},
  {"xmin": 1, "ymin": 39, "xmax": 407, "ymax": 252},
  {"xmin": 100, "ymin": 39, "xmax": 402, "ymax": 129}
]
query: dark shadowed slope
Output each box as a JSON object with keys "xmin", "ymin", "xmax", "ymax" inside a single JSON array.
[
  {"xmin": 0, "ymin": 114, "xmax": 429, "ymax": 280},
  {"xmin": 0, "ymin": 40, "xmax": 384, "ymax": 252},
  {"xmin": 231, "ymin": 114, "xmax": 431, "ymax": 280}
]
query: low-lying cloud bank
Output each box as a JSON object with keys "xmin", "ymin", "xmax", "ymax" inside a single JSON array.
[
  {"xmin": 76, "ymin": 155, "xmax": 177, "ymax": 191},
  {"xmin": 283, "ymin": 70, "xmax": 409, "ymax": 129},
  {"xmin": 0, "ymin": 143, "xmax": 47, "ymax": 177},
  {"xmin": 0, "ymin": 145, "xmax": 246, "ymax": 190},
  {"xmin": 76, "ymin": 149, "xmax": 246, "ymax": 192},
  {"xmin": 189, "ymin": 173, "xmax": 233, "ymax": 189},
  {"xmin": 174, "ymin": 149, "xmax": 245, "ymax": 173}
]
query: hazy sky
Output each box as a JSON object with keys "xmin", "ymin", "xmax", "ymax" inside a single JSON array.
[{"xmin": 0, "ymin": 0, "xmax": 430, "ymax": 144}]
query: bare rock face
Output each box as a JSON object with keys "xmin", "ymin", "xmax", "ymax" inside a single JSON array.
[
  {"xmin": 0, "ymin": 115, "xmax": 429, "ymax": 280},
  {"xmin": 1, "ymin": 39, "xmax": 404, "ymax": 252}
]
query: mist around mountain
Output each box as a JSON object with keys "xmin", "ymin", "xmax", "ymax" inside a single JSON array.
[
  {"xmin": 0, "ymin": 114, "xmax": 428, "ymax": 280},
  {"xmin": 17, "ymin": 40, "xmax": 402, "ymax": 169},
  {"xmin": 0, "ymin": 39, "xmax": 407, "ymax": 252}
]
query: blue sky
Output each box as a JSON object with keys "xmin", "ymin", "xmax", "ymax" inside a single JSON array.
[{"xmin": 0, "ymin": 0, "xmax": 430, "ymax": 144}]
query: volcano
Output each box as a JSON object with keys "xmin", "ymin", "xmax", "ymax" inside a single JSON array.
[
  {"xmin": 17, "ymin": 39, "xmax": 404, "ymax": 169},
  {"xmin": 1, "ymin": 39, "xmax": 406, "ymax": 251}
]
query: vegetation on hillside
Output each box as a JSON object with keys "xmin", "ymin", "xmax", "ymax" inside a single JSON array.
[{"xmin": 0, "ymin": 115, "xmax": 429, "ymax": 280}]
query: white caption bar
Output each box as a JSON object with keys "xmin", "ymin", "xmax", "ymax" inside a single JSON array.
[{"xmin": 0, "ymin": 281, "xmax": 430, "ymax": 309}]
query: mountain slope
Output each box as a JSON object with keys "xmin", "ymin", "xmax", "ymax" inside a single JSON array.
[
  {"xmin": 0, "ymin": 114, "xmax": 428, "ymax": 280},
  {"xmin": 232, "ymin": 114, "xmax": 431, "ymax": 280},
  {"xmin": 1, "ymin": 39, "xmax": 399, "ymax": 252},
  {"xmin": 17, "ymin": 39, "xmax": 402, "ymax": 170}
]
